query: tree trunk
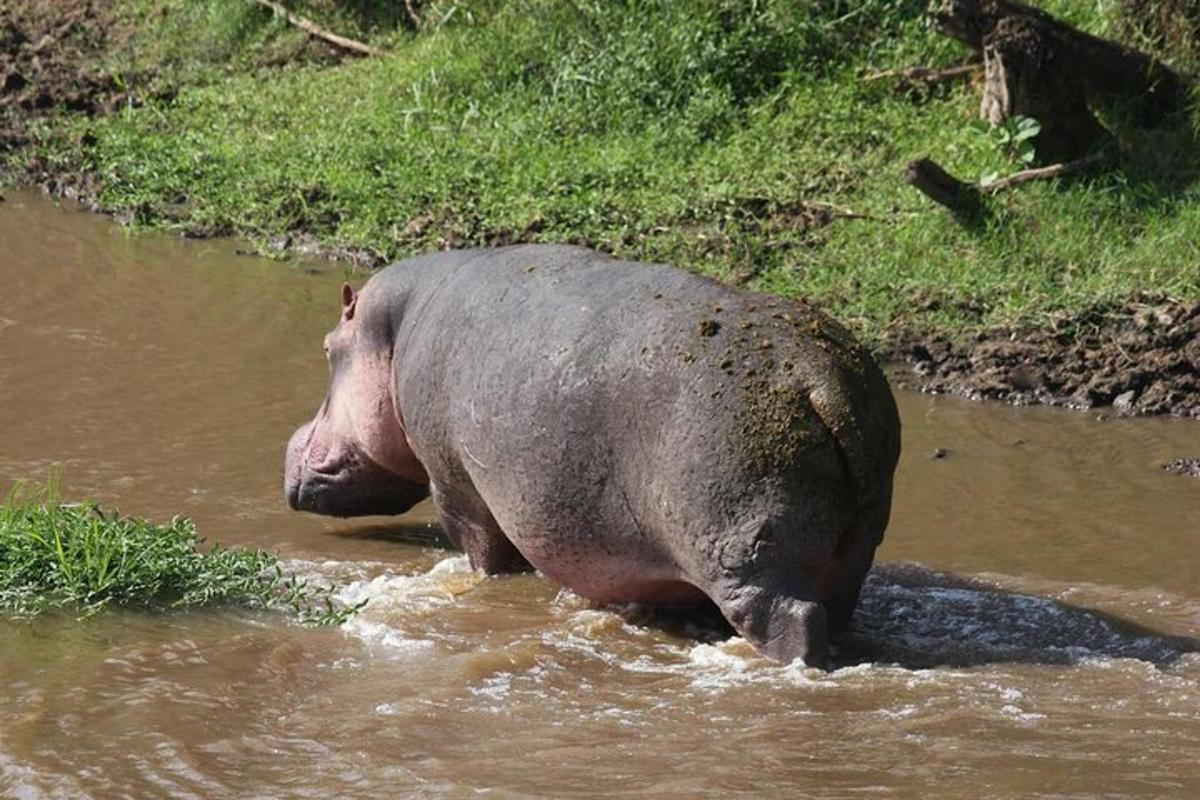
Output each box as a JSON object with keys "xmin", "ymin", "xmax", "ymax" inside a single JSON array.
[
  {"xmin": 980, "ymin": 17, "xmax": 1108, "ymax": 162},
  {"xmin": 929, "ymin": 0, "xmax": 1186, "ymax": 161}
]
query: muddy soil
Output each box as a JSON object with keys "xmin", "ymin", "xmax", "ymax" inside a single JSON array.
[
  {"xmin": 887, "ymin": 296, "xmax": 1200, "ymax": 419},
  {"xmin": 0, "ymin": 0, "xmax": 125, "ymax": 164}
]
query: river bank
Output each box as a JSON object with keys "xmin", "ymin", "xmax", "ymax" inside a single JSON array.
[{"xmin": 3, "ymin": 0, "xmax": 1198, "ymax": 417}]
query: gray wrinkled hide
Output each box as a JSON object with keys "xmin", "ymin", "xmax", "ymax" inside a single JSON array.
[{"xmin": 318, "ymin": 245, "xmax": 899, "ymax": 667}]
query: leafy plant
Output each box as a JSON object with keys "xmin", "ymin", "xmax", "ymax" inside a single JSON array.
[
  {"xmin": 0, "ymin": 480, "xmax": 363, "ymax": 625},
  {"xmin": 973, "ymin": 115, "xmax": 1042, "ymax": 185}
]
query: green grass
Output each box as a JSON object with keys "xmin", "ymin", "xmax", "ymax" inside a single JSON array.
[
  {"xmin": 16, "ymin": 0, "xmax": 1200, "ymax": 340},
  {"xmin": 109, "ymin": 0, "xmax": 421, "ymax": 89},
  {"xmin": 0, "ymin": 481, "xmax": 360, "ymax": 624}
]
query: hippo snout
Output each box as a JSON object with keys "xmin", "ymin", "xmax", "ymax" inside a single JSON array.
[
  {"xmin": 284, "ymin": 420, "xmax": 429, "ymax": 517},
  {"xmin": 288, "ymin": 466, "xmax": 429, "ymax": 517},
  {"xmin": 285, "ymin": 479, "xmax": 301, "ymax": 511},
  {"xmin": 284, "ymin": 422, "xmax": 314, "ymax": 510}
]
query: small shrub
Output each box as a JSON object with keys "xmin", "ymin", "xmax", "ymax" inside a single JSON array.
[
  {"xmin": 0, "ymin": 481, "xmax": 361, "ymax": 624},
  {"xmin": 973, "ymin": 115, "xmax": 1042, "ymax": 185}
]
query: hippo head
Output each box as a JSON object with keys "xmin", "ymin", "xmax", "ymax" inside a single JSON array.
[{"xmin": 285, "ymin": 282, "xmax": 430, "ymax": 517}]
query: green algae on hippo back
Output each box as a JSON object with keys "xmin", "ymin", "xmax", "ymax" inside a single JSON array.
[{"xmin": 285, "ymin": 245, "xmax": 900, "ymax": 667}]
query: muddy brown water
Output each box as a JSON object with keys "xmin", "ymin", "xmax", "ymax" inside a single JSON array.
[{"xmin": 1, "ymin": 190, "xmax": 1198, "ymax": 798}]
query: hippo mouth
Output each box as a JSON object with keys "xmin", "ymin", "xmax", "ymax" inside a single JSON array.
[
  {"xmin": 286, "ymin": 453, "xmax": 429, "ymax": 518},
  {"xmin": 287, "ymin": 459, "xmax": 355, "ymax": 510}
]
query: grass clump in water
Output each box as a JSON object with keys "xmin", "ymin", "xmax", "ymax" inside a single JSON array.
[{"xmin": 0, "ymin": 481, "xmax": 359, "ymax": 625}]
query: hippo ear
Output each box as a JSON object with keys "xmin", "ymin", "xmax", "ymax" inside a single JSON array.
[{"xmin": 340, "ymin": 283, "xmax": 357, "ymax": 321}]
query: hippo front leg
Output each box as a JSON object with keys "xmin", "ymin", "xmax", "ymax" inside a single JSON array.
[{"xmin": 429, "ymin": 480, "xmax": 532, "ymax": 575}]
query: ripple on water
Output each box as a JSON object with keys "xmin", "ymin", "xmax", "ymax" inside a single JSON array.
[
  {"xmin": 316, "ymin": 555, "xmax": 1200, "ymax": 698},
  {"xmin": 4, "ymin": 546, "xmax": 1194, "ymax": 797}
]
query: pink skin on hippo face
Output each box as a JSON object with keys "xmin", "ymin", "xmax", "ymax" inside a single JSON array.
[{"xmin": 285, "ymin": 284, "xmax": 430, "ymax": 517}]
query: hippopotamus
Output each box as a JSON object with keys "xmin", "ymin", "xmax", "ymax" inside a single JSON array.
[{"xmin": 285, "ymin": 245, "xmax": 900, "ymax": 667}]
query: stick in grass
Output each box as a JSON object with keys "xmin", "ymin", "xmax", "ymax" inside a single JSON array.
[
  {"xmin": 863, "ymin": 63, "xmax": 980, "ymax": 84},
  {"xmin": 978, "ymin": 151, "xmax": 1105, "ymax": 194},
  {"xmin": 904, "ymin": 158, "xmax": 985, "ymax": 218},
  {"xmin": 404, "ymin": 0, "xmax": 422, "ymax": 29},
  {"xmin": 905, "ymin": 152, "xmax": 1105, "ymax": 214},
  {"xmin": 253, "ymin": 0, "xmax": 379, "ymax": 57}
]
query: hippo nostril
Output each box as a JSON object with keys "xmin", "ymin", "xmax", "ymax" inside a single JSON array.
[{"xmin": 309, "ymin": 448, "xmax": 356, "ymax": 478}]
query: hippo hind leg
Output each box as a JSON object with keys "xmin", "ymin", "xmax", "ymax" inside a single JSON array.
[
  {"xmin": 694, "ymin": 503, "xmax": 849, "ymax": 669},
  {"xmin": 821, "ymin": 496, "xmax": 892, "ymax": 637},
  {"xmin": 717, "ymin": 585, "xmax": 830, "ymax": 668}
]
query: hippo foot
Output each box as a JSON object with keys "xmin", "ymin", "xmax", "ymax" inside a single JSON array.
[{"xmin": 719, "ymin": 588, "xmax": 830, "ymax": 669}]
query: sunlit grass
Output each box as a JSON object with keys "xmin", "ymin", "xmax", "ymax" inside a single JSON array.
[
  {"xmin": 0, "ymin": 480, "xmax": 360, "ymax": 624},
  {"xmin": 14, "ymin": 0, "xmax": 1200, "ymax": 340}
]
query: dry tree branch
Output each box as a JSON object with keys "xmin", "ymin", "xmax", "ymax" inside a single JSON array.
[
  {"xmin": 864, "ymin": 63, "xmax": 980, "ymax": 84},
  {"xmin": 253, "ymin": 0, "xmax": 379, "ymax": 57},
  {"xmin": 979, "ymin": 152, "xmax": 1105, "ymax": 194},
  {"xmin": 404, "ymin": 0, "xmax": 422, "ymax": 29},
  {"xmin": 905, "ymin": 152, "xmax": 1105, "ymax": 216}
]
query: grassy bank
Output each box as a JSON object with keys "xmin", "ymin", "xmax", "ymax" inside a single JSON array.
[
  {"xmin": 0, "ymin": 482, "xmax": 357, "ymax": 623},
  {"xmin": 10, "ymin": 0, "xmax": 1200, "ymax": 340}
]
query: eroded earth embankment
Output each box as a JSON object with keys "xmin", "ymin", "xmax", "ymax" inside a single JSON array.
[
  {"xmin": 0, "ymin": 0, "xmax": 123, "ymax": 166},
  {"xmin": 888, "ymin": 298, "xmax": 1200, "ymax": 419}
]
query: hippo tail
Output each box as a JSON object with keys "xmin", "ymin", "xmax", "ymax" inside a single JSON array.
[
  {"xmin": 809, "ymin": 356, "xmax": 901, "ymax": 518},
  {"xmin": 806, "ymin": 353, "xmax": 901, "ymax": 633}
]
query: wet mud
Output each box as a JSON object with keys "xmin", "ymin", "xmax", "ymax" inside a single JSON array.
[{"xmin": 888, "ymin": 296, "xmax": 1200, "ymax": 418}]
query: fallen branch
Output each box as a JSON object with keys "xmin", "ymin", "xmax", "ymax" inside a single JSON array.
[
  {"xmin": 252, "ymin": 0, "xmax": 379, "ymax": 57},
  {"xmin": 980, "ymin": 151, "xmax": 1105, "ymax": 194},
  {"xmin": 864, "ymin": 63, "xmax": 979, "ymax": 84},
  {"xmin": 802, "ymin": 202, "xmax": 880, "ymax": 223},
  {"xmin": 404, "ymin": 0, "xmax": 422, "ymax": 29},
  {"xmin": 904, "ymin": 158, "xmax": 985, "ymax": 218},
  {"xmin": 905, "ymin": 152, "xmax": 1105, "ymax": 215}
]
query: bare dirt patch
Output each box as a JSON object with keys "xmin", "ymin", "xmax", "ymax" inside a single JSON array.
[
  {"xmin": 888, "ymin": 297, "xmax": 1200, "ymax": 418},
  {"xmin": 0, "ymin": 0, "xmax": 126, "ymax": 160}
]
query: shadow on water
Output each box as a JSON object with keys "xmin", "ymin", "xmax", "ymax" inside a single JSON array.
[
  {"xmin": 615, "ymin": 562, "xmax": 1200, "ymax": 671},
  {"xmin": 326, "ymin": 520, "xmax": 453, "ymax": 550},
  {"xmin": 836, "ymin": 563, "xmax": 1200, "ymax": 670}
]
